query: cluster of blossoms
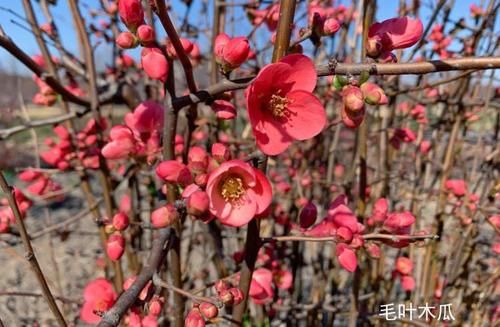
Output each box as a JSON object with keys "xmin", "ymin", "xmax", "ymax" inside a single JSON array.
[
  {"xmin": 41, "ymin": 119, "xmax": 104, "ymax": 170},
  {"xmin": 398, "ymin": 102, "xmax": 428, "ymax": 125},
  {"xmin": 116, "ymin": 0, "xmax": 200, "ymax": 82},
  {"xmin": 366, "ymin": 16, "xmax": 423, "ymax": 62},
  {"xmin": 101, "ymin": 100, "xmax": 164, "ymax": 164},
  {"xmin": 336, "ymin": 78, "xmax": 388, "ymax": 128},
  {"xmin": 18, "ymin": 169, "xmax": 63, "ymax": 200},
  {"xmin": 246, "ymin": 3, "xmax": 280, "ymax": 31},
  {"xmin": 154, "ymin": 148, "xmax": 272, "ymax": 227},
  {"xmin": 428, "ymin": 24, "xmax": 453, "ymax": 59},
  {"xmin": 0, "ymin": 188, "xmax": 32, "ymax": 233},
  {"xmin": 394, "ymin": 256, "xmax": 415, "ymax": 291},
  {"xmin": 185, "ymin": 280, "xmax": 244, "ymax": 326},
  {"xmin": 31, "ymin": 55, "xmax": 85, "ymax": 106},
  {"xmin": 308, "ymin": 0, "xmax": 351, "ymax": 38},
  {"xmin": 444, "ymin": 179, "xmax": 482, "ymax": 226},
  {"xmin": 389, "ymin": 127, "xmax": 416, "ymax": 150}
]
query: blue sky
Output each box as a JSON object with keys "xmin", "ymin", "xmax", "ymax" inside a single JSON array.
[{"xmin": 0, "ymin": 0, "xmax": 495, "ymax": 75}]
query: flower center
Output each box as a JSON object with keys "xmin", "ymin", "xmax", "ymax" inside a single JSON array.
[
  {"xmin": 268, "ymin": 94, "xmax": 290, "ymax": 118},
  {"xmin": 221, "ymin": 177, "xmax": 245, "ymax": 202}
]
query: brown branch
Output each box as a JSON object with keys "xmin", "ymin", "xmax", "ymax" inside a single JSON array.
[
  {"xmin": 0, "ymin": 112, "xmax": 77, "ymax": 140},
  {"xmin": 0, "ymin": 291, "xmax": 81, "ymax": 305},
  {"xmin": 152, "ymin": 274, "xmax": 220, "ymax": 305},
  {"xmin": 0, "ymin": 172, "xmax": 67, "ymax": 326},
  {"xmin": 97, "ymin": 228, "xmax": 174, "ymax": 327},
  {"xmin": 171, "ymin": 56, "xmax": 500, "ymax": 110},
  {"xmin": 262, "ymin": 233, "xmax": 438, "ymax": 243}
]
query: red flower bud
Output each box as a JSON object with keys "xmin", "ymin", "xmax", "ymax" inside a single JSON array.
[
  {"xmin": 151, "ymin": 204, "xmax": 178, "ymax": 228},
  {"xmin": 211, "ymin": 143, "xmax": 230, "ymax": 163},
  {"xmin": 118, "ymin": 0, "xmax": 144, "ymax": 31},
  {"xmin": 106, "ymin": 233, "xmax": 125, "ymax": 261},
  {"xmin": 112, "ymin": 212, "xmax": 129, "ymax": 231},
  {"xmin": 156, "ymin": 160, "xmax": 193, "ymax": 185},
  {"xmin": 185, "ymin": 310, "xmax": 205, "ymax": 327},
  {"xmin": 214, "ymin": 33, "xmax": 230, "ymax": 63},
  {"xmin": 222, "ymin": 37, "xmax": 250, "ymax": 69},
  {"xmin": 188, "ymin": 146, "xmax": 208, "ymax": 173},
  {"xmin": 322, "ymin": 18, "xmax": 340, "ymax": 35},
  {"xmin": 342, "ymin": 85, "xmax": 364, "ymax": 112},
  {"xmin": 116, "ymin": 31, "xmax": 138, "ymax": 49},
  {"xmin": 141, "ymin": 47, "xmax": 169, "ymax": 82},
  {"xmin": 148, "ymin": 295, "xmax": 164, "ymax": 316},
  {"xmin": 361, "ymin": 82, "xmax": 387, "ymax": 105},
  {"xmin": 218, "ymin": 289, "xmax": 234, "ymax": 305},
  {"xmin": 299, "ymin": 202, "xmax": 317, "ymax": 229},
  {"xmin": 199, "ymin": 302, "xmax": 218, "ymax": 319},
  {"xmin": 137, "ymin": 25, "xmax": 155, "ymax": 45},
  {"xmin": 214, "ymin": 280, "xmax": 230, "ymax": 293},
  {"xmin": 395, "ymin": 257, "xmax": 413, "ymax": 275},
  {"xmin": 228, "ymin": 287, "xmax": 244, "ymax": 305},
  {"xmin": 212, "ymin": 100, "xmax": 236, "ymax": 120},
  {"xmin": 187, "ymin": 191, "xmax": 209, "ymax": 216}
]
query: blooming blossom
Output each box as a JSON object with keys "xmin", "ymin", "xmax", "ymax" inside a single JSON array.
[
  {"xmin": 246, "ymin": 54, "xmax": 326, "ymax": 155},
  {"xmin": 80, "ymin": 278, "xmax": 117, "ymax": 324},
  {"xmin": 206, "ymin": 160, "xmax": 272, "ymax": 227}
]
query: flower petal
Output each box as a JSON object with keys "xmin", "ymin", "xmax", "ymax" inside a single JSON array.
[
  {"xmin": 281, "ymin": 90, "xmax": 326, "ymax": 140},
  {"xmin": 279, "ymin": 54, "xmax": 317, "ymax": 92}
]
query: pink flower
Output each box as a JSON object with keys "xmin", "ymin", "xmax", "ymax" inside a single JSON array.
[
  {"xmin": 401, "ymin": 275, "xmax": 415, "ymax": 291},
  {"xmin": 141, "ymin": 47, "xmax": 169, "ymax": 82},
  {"xmin": 445, "ymin": 179, "xmax": 467, "ymax": 197},
  {"xmin": 102, "ymin": 125, "xmax": 137, "ymax": 159},
  {"xmin": 151, "ymin": 204, "xmax": 178, "ymax": 228},
  {"xmin": 206, "ymin": 160, "xmax": 272, "ymax": 227},
  {"xmin": 273, "ymin": 269, "xmax": 293, "ymax": 290},
  {"xmin": 156, "ymin": 160, "xmax": 193, "ymax": 185},
  {"xmin": 246, "ymin": 54, "xmax": 326, "ymax": 155},
  {"xmin": 112, "ymin": 212, "xmax": 129, "ymax": 231},
  {"xmin": 137, "ymin": 25, "xmax": 155, "ymax": 45},
  {"xmin": 322, "ymin": 18, "xmax": 341, "ymax": 35},
  {"xmin": 185, "ymin": 309, "xmax": 205, "ymax": 327},
  {"xmin": 116, "ymin": 31, "xmax": 137, "ymax": 49},
  {"xmin": 371, "ymin": 198, "xmax": 388, "ymax": 222},
  {"xmin": 106, "ymin": 233, "xmax": 125, "ymax": 261},
  {"xmin": 395, "ymin": 257, "xmax": 413, "ymax": 275},
  {"xmin": 211, "ymin": 143, "xmax": 230, "ymax": 162},
  {"xmin": 367, "ymin": 17, "xmax": 423, "ymax": 57},
  {"xmin": 212, "ymin": 100, "xmax": 237, "ymax": 120},
  {"xmin": 420, "ymin": 140, "xmax": 431, "ymax": 154},
  {"xmin": 187, "ymin": 191, "xmax": 209, "ymax": 217},
  {"xmin": 80, "ymin": 278, "xmax": 117, "ymax": 324},
  {"xmin": 125, "ymin": 101, "xmax": 165, "ymax": 133},
  {"xmin": 383, "ymin": 211, "xmax": 415, "ymax": 234},
  {"xmin": 118, "ymin": 0, "xmax": 144, "ymax": 31},
  {"xmin": 249, "ymin": 268, "xmax": 274, "ymax": 304},
  {"xmin": 360, "ymin": 82, "xmax": 388, "ymax": 105},
  {"xmin": 199, "ymin": 302, "xmax": 218, "ymax": 319},
  {"xmin": 336, "ymin": 243, "xmax": 357, "ymax": 272}
]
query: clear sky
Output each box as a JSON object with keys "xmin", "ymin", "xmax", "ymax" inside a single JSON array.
[{"xmin": 0, "ymin": 0, "xmax": 495, "ymax": 75}]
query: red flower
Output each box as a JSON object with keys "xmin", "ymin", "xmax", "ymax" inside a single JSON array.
[
  {"xmin": 336, "ymin": 243, "xmax": 357, "ymax": 272},
  {"xmin": 118, "ymin": 0, "xmax": 144, "ymax": 31},
  {"xmin": 249, "ymin": 268, "xmax": 274, "ymax": 304},
  {"xmin": 246, "ymin": 54, "xmax": 326, "ymax": 155},
  {"xmin": 367, "ymin": 17, "xmax": 423, "ymax": 57},
  {"xmin": 206, "ymin": 160, "xmax": 272, "ymax": 227},
  {"xmin": 80, "ymin": 278, "xmax": 117, "ymax": 324}
]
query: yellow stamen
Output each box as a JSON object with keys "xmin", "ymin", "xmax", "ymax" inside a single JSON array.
[
  {"xmin": 221, "ymin": 177, "xmax": 245, "ymax": 203},
  {"xmin": 268, "ymin": 94, "xmax": 290, "ymax": 118}
]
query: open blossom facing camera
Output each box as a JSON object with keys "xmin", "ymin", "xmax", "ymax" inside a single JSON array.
[
  {"xmin": 206, "ymin": 160, "xmax": 272, "ymax": 227},
  {"xmin": 80, "ymin": 278, "xmax": 117, "ymax": 324},
  {"xmin": 246, "ymin": 54, "xmax": 327, "ymax": 155}
]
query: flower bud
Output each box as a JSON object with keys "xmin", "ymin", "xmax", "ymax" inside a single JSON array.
[
  {"xmin": 360, "ymin": 82, "xmax": 386, "ymax": 105},
  {"xmin": 118, "ymin": 0, "xmax": 144, "ymax": 31},
  {"xmin": 112, "ymin": 212, "xmax": 130, "ymax": 231},
  {"xmin": 141, "ymin": 47, "xmax": 169, "ymax": 82},
  {"xmin": 383, "ymin": 211, "xmax": 415, "ymax": 234},
  {"xmin": 214, "ymin": 33, "xmax": 230, "ymax": 63},
  {"xmin": 396, "ymin": 257, "xmax": 413, "ymax": 275},
  {"xmin": 401, "ymin": 275, "xmax": 415, "ymax": 291},
  {"xmin": 229, "ymin": 287, "xmax": 244, "ymax": 305},
  {"xmin": 167, "ymin": 38, "xmax": 194, "ymax": 58},
  {"xmin": 212, "ymin": 100, "xmax": 236, "ymax": 120},
  {"xmin": 336, "ymin": 226, "xmax": 353, "ymax": 243},
  {"xmin": 218, "ymin": 289, "xmax": 234, "ymax": 305},
  {"xmin": 299, "ymin": 202, "xmax": 317, "ymax": 229},
  {"xmin": 188, "ymin": 146, "xmax": 208, "ymax": 173},
  {"xmin": 365, "ymin": 243, "xmax": 381, "ymax": 259},
  {"xmin": 116, "ymin": 31, "xmax": 138, "ymax": 49},
  {"xmin": 322, "ymin": 18, "xmax": 340, "ymax": 35},
  {"xmin": 211, "ymin": 143, "xmax": 230, "ymax": 163},
  {"xmin": 156, "ymin": 160, "xmax": 192, "ymax": 185},
  {"xmin": 185, "ymin": 310, "xmax": 205, "ymax": 327},
  {"xmin": 137, "ymin": 25, "xmax": 155, "ymax": 45},
  {"xmin": 222, "ymin": 37, "xmax": 250, "ymax": 69},
  {"xmin": 341, "ymin": 104, "xmax": 365, "ymax": 128},
  {"xmin": 151, "ymin": 204, "xmax": 178, "ymax": 228},
  {"xmin": 199, "ymin": 302, "xmax": 218, "ymax": 319},
  {"xmin": 187, "ymin": 191, "xmax": 209, "ymax": 216},
  {"xmin": 214, "ymin": 280, "xmax": 230, "ymax": 293},
  {"xmin": 148, "ymin": 295, "xmax": 164, "ymax": 316},
  {"xmin": 106, "ymin": 233, "xmax": 125, "ymax": 261},
  {"xmin": 342, "ymin": 85, "xmax": 364, "ymax": 112}
]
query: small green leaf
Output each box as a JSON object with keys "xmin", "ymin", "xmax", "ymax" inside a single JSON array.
[
  {"xmin": 359, "ymin": 71, "xmax": 370, "ymax": 85},
  {"xmin": 332, "ymin": 75, "xmax": 348, "ymax": 91}
]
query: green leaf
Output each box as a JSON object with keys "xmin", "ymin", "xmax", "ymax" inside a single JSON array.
[
  {"xmin": 332, "ymin": 75, "xmax": 347, "ymax": 91},
  {"xmin": 359, "ymin": 71, "xmax": 370, "ymax": 85}
]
